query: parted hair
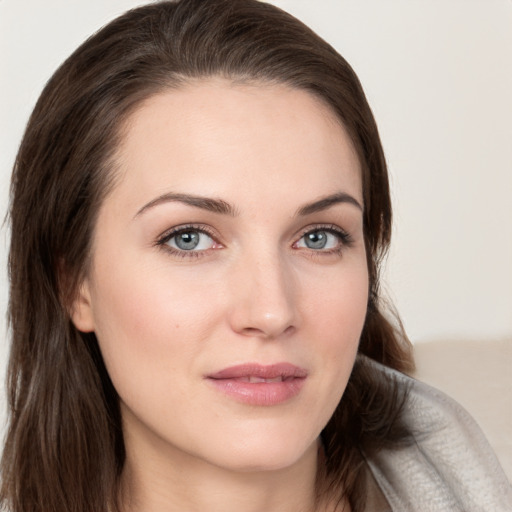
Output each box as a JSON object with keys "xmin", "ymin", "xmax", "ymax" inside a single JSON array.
[{"xmin": 2, "ymin": 1, "xmax": 414, "ymax": 511}]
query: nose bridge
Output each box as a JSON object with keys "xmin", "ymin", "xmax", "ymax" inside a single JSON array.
[{"xmin": 229, "ymin": 244, "xmax": 297, "ymax": 339}]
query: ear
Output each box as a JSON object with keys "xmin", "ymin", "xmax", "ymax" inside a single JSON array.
[{"xmin": 70, "ymin": 279, "xmax": 95, "ymax": 333}]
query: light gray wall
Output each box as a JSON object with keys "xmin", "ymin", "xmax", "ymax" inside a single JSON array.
[{"xmin": 1, "ymin": 1, "xmax": 511, "ymax": 421}]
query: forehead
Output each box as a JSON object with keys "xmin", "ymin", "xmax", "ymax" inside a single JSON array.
[{"xmin": 111, "ymin": 78, "xmax": 362, "ymax": 210}]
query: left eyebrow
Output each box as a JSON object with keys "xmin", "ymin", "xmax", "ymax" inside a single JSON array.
[{"xmin": 296, "ymin": 192, "xmax": 363, "ymax": 216}]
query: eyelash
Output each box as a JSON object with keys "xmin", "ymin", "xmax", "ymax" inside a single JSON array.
[{"xmin": 155, "ymin": 223, "xmax": 353, "ymax": 259}]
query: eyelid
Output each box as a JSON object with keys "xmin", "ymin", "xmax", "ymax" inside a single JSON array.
[{"xmin": 157, "ymin": 223, "xmax": 217, "ymax": 243}]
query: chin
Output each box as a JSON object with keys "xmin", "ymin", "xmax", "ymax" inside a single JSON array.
[{"xmin": 204, "ymin": 428, "xmax": 319, "ymax": 473}]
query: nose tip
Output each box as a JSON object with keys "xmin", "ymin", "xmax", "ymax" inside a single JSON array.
[{"xmin": 228, "ymin": 258, "xmax": 298, "ymax": 340}]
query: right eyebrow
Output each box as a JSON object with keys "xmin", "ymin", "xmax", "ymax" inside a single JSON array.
[
  {"xmin": 296, "ymin": 192, "xmax": 363, "ymax": 216},
  {"xmin": 134, "ymin": 192, "xmax": 238, "ymax": 219}
]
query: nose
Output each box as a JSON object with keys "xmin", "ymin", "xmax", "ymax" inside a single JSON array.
[{"xmin": 228, "ymin": 251, "xmax": 298, "ymax": 340}]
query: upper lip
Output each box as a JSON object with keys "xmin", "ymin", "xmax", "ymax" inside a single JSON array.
[{"xmin": 207, "ymin": 363, "xmax": 308, "ymax": 380}]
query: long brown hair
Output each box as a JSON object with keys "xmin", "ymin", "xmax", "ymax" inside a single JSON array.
[{"xmin": 2, "ymin": 1, "xmax": 413, "ymax": 511}]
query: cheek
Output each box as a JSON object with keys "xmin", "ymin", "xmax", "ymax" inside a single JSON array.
[
  {"xmin": 87, "ymin": 256, "xmax": 221, "ymax": 393},
  {"xmin": 305, "ymin": 260, "xmax": 369, "ymax": 339},
  {"xmin": 303, "ymin": 261, "xmax": 369, "ymax": 390}
]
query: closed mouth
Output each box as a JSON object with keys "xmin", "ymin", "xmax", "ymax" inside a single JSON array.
[
  {"xmin": 205, "ymin": 363, "xmax": 307, "ymax": 405},
  {"xmin": 206, "ymin": 362, "xmax": 308, "ymax": 381}
]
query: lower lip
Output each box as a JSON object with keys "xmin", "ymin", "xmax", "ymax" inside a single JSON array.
[{"xmin": 207, "ymin": 378, "xmax": 306, "ymax": 406}]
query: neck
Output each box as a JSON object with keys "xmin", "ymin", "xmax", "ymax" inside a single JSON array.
[{"xmin": 119, "ymin": 432, "xmax": 345, "ymax": 512}]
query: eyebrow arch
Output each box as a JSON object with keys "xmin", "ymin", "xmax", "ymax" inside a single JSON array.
[
  {"xmin": 296, "ymin": 192, "xmax": 363, "ymax": 216},
  {"xmin": 134, "ymin": 192, "xmax": 238, "ymax": 218}
]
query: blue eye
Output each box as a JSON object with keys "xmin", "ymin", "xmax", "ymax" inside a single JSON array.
[
  {"xmin": 296, "ymin": 228, "xmax": 350, "ymax": 251},
  {"xmin": 303, "ymin": 231, "xmax": 330, "ymax": 249},
  {"xmin": 164, "ymin": 228, "xmax": 216, "ymax": 252}
]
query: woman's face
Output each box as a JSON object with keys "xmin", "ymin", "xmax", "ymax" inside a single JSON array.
[{"xmin": 72, "ymin": 79, "xmax": 368, "ymax": 474}]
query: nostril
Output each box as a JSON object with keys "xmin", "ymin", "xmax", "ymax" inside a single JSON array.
[
  {"xmin": 283, "ymin": 325, "xmax": 295, "ymax": 336},
  {"xmin": 240, "ymin": 324, "xmax": 295, "ymax": 339},
  {"xmin": 241, "ymin": 327, "xmax": 263, "ymax": 337}
]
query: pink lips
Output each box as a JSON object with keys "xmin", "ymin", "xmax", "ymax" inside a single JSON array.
[{"xmin": 206, "ymin": 363, "xmax": 307, "ymax": 406}]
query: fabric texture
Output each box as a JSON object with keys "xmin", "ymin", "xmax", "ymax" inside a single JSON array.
[{"xmin": 364, "ymin": 359, "xmax": 512, "ymax": 511}]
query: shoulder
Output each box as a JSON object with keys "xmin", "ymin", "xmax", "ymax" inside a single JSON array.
[{"xmin": 363, "ymin": 358, "xmax": 512, "ymax": 512}]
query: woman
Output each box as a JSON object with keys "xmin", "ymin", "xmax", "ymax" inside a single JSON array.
[{"xmin": 2, "ymin": 1, "xmax": 510, "ymax": 511}]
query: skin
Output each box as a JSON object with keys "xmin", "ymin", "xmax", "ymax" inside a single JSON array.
[{"xmin": 72, "ymin": 79, "xmax": 368, "ymax": 512}]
